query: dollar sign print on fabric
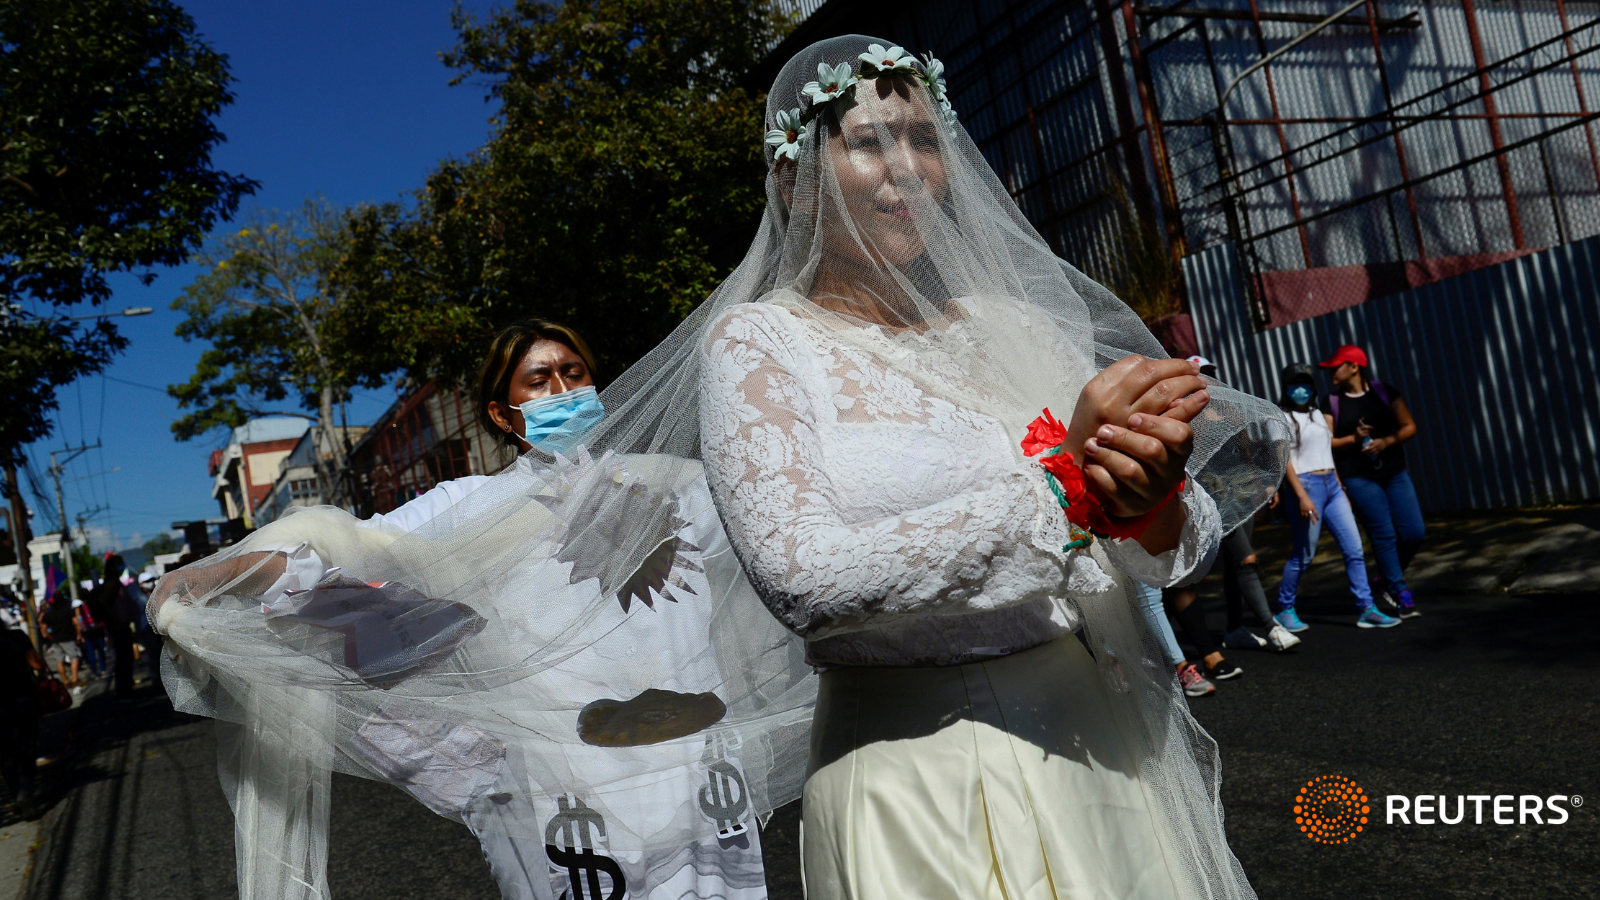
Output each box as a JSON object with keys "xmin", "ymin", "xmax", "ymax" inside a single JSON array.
[
  {"xmin": 544, "ymin": 794, "xmax": 627, "ymax": 900},
  {"xmin": 699, "ymin": 734, "xmax": 751, "ymax": 847}
]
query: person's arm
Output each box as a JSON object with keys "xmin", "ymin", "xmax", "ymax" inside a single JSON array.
[
  {"xmin": 361, "ymin": 475, "xmax": 493, "ymax": 535},
  {"xmin": 1064, "ymin": 357, "xmax": 1207, "ymax": 556},
  {"xmin": 1326, "ymin": 402, "xmax": 1372, "ymax": 450},
  {"xmin": 1330, "ymin": 418, "xmax": 1370, "ymax": 450},
  {"xmin": 1370, "ymin": 397, "xmax": 1418, "ymax": 453},
  {"xmin": 699, "ymin": 306, "xmax": 1069, "ymax": 640},
  {"xmin": 148, "ymin": 551, "xmax": 289, "ymax": 626}
]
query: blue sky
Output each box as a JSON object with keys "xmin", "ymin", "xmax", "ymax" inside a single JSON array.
[{"xmin": 20, "ymin": 0, "xmax": 500, "ymax": 552}]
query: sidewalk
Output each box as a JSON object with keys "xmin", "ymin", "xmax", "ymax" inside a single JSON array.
[
  {"xmin": 1243, "ymin": 502, "xmax": 1600, "ymax": 602},
  {"xmin": 2, "ymin": 675, "xmax": 109, "ymax": 900},
  {"xmin": 0, "ymin": 820, "xmax": 37, "ymax": 900}
]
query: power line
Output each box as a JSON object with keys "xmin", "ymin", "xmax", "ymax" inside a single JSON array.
[
  {"xmin": 21, "ymin": 454, "xmax": 58, "ymax": 532},
  {"xmin": 74, "ymin": 380, "xmax": 86, "ymax": 452},
  {"xmin": 102, "ymin": 375, "xmax": 170, "ymax": 395}
]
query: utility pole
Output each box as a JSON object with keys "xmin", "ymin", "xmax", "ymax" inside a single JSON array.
[
  {"xmin": 48, "ymin": 442, "xmax": 100, "ymax": 602},
  {"xmin": 3, "ymin": 463, "xmax": 42, "ymax": 650}
]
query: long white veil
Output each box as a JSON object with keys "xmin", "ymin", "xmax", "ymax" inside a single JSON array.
[{"xmin": 154, "ymin": 34, "xmax": 1284, "ymax": 900}]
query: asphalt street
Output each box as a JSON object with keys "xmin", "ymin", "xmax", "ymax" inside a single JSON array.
[{"xmin": 12, "ymin": 506, "xmax": 1598, "ymax": 900}]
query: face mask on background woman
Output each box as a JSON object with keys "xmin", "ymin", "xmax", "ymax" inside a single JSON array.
[
  {"xmin": 518, "ymin": 386, "xmax": 605, "ymax": 455},
  {"xmin": 1288, "ymin": 385, "xmax": 1314, "ymax": 406}
]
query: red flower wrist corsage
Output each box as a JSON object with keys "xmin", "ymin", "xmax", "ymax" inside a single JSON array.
[{"xmin": 1021, "ymin": 408, "xmax": 1185, "ymax": 546}]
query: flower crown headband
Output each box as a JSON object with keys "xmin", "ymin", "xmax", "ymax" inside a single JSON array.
[{"xmin": 766, "ymin": 43, "xmax": 955, "ymax": 164}]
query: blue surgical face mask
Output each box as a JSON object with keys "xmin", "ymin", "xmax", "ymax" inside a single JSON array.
[
  {"xmin": 1288, "ymin": 385, "xmax": 1314, "ymax": 405},
  {"xmin": 518, "ymin": 385, "xmax": 604, "ymax": 455}
]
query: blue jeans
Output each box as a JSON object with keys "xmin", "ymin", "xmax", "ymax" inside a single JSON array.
[
  {"xmin": 1342, "ymin": 469, "xmax": 1426, "ymax": 595},
  {"xmin": 1129, "ymin": 580, "xmax": 1185, "ymax": 668},
  {"xmin": 1278, "ymin": 472, "xmax": 1372, "ymax": 611},
  {"xmin": 83, "ymin": 633, "xmax": 108, "ymax": 675}
]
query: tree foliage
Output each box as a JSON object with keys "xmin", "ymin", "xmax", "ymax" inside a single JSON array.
[
  {"xmin": 0, "ymin": 0, "xmax": 254, "ymax": 459},
  {"xmin": 330, "ymin": 0, "xmax": 789, "ymax": 384},
  {"xmin": 140, "ymin": 531, "xmax": 181, "ymax": 557},
  {"xmin": 0, "ymin": 316, "xmax": 127, "ymax": 462},
  {"xmin": 169, "ymin": 204, "xmax": 376, "ymax": 495}
]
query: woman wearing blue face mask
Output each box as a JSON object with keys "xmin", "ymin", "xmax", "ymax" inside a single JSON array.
[
  {"xmin": 1274, "ymin": 363, "xmax": 1400, "ymax": 630},
  {"xmin": 341, "ymin": 319, "xmax": 604, "ymax": 535},
  {"xmin": 152, "ymin": 318, "xmax": 774, "ymax": 900},
  {"xmin": 479, "ymin": 319, "xmax": 604, "ymax": 457}
]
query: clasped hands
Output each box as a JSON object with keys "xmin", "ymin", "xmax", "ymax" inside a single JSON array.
[{"xmin": 1059, "ymin": 356, "xmax": 1208, "ymax": 523}]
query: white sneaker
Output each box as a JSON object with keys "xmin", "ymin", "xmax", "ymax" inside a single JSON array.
[
  {"xmin": 1267, "ymin": 624, "xmax": 1302, "ymax": 652},
  {"xmin": 1222, "ymin": 626, "xmax": 1268, "ymax": 650}
]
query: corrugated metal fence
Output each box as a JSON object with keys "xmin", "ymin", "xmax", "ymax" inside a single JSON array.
[{"xmin": 1184, "ymin": 235, "xmax": 1600, "ymax": 512}]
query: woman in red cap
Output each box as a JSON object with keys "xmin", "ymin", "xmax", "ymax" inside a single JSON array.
[{"xmin": 1319, "ymin": 344, "xmax": 1424, "ymax": 617}]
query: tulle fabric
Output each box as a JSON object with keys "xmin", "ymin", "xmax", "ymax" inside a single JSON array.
[{"xmin": 154, "ymin": 33, "xmax": 1283, "ymax": 900}]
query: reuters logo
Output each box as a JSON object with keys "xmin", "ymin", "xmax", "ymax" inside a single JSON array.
[{"xmin": 1295, "ymin": 776, "xmax": 1370, "ymax": 844}]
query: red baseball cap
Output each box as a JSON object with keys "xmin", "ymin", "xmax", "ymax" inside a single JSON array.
[{"xmin": 1318, "ymin": 344, "xmax": 1368, "ymax": 369}]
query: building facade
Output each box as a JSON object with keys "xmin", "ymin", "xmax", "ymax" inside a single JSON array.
[
  {"xmin": 254, "ymin": 425, "xmax": 369, "ymax": 526},
  {"xmin": 208, "ymin": 418, "xmax": 312, "ymax": 528},
  {"xmin": 341, "ymin": 381, "xmax": 516, "ymax": 519}
]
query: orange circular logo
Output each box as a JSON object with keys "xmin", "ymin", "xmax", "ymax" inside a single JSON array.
[{"xmin": 1295, "ymin": 776, "xmax": 1370, "ymax": 844}]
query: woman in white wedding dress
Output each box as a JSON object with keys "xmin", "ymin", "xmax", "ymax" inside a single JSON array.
[{"xmin": 695, "ymin": 35, "xmax": 1285, "ymax": 899}]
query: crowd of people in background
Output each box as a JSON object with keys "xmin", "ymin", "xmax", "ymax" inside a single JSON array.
[
  {"xmin": 1153, "ymin": 342, "xmax": 1427, "ymax": 698},
  {"xmin": 33, "ymin": 554, "xmax": 158, "ymax": 699},
  {"xmin": 0, "ymin": 552, "xmax": 169, "ymax": 821}
]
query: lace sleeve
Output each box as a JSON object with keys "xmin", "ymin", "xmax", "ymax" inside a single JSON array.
[
  {"xmin": 698, "ymin": 306, "xmax": 1067, "ymax": 640},
  {"xmin": 1101, "ymin": 480, "xmax": 1222, "ymax": 588}
]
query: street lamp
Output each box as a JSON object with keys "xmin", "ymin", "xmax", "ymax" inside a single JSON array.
[
  {"xmin": 64, "ymin": 307, "xmax": 154, "ymax": 321},
  {"xmin": 66, "ymin": 466, "xmax": 121, "ymax": 484}
]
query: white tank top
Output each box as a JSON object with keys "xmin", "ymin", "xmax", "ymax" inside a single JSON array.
[{"xmin": 1284, "ymin": 409, "xmax": 1336, "ymax": 473}]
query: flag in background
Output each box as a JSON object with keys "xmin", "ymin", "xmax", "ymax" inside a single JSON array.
[{"xmin": 44, "ymin": 564, "xmax": 66, "ymax": 604}]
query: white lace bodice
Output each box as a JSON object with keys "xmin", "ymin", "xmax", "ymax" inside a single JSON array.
[{"xmin": 698, "ymin": 299, "xmax": 1220, "ymax": 668}]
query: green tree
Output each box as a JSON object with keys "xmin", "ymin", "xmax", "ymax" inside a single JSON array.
[
  {"xmin": 0, "ymin": 0, "xmax": 255, "ymax": 461},
  {"xmin": 140, "ymin": 532, "xmax": 182, "ymax": 557},
  {"xmin": 330, "ymin": 0, "xmax": 790, "ymax": 384},
  {"xmin": 169, "ymin": 203, "xmax": 375, "ymax": 498},
  {"xmin": 67, "ymin": 538, "xmax": 101, "ymax": 584}
]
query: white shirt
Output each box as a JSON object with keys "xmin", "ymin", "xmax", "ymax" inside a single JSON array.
[
  {"xmin": 1284, "ymin": 409, "xmax": 1337, "ymax": 473},
  {"xmin": 361, "ymin": 475, "xmax": 494, "ymax": 534}
]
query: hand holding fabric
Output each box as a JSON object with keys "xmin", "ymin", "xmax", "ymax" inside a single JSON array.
[{"xmin": 149, "ymin": 551, "xmax": 287, "ymax": 626}]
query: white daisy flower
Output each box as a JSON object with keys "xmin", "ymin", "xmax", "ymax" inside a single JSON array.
[
  {"xmin": 859, "ymin": 43, "xmax": 916, "ymax": 73},
  {"xmin": 803, "ymin": 62, "xmax": 858, "ymax": 107},
  {"xmin": 921, "ymin": 53, "xmax": 947, "ymax": 100},
  {"xmin": 765, "ymin": 107, "xmax": 807, "ymax": 162}
]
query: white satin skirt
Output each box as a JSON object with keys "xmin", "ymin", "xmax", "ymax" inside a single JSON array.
[{"xmin": 800, "ymin": 637, "xmax": 1181, "ymax": 900}]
